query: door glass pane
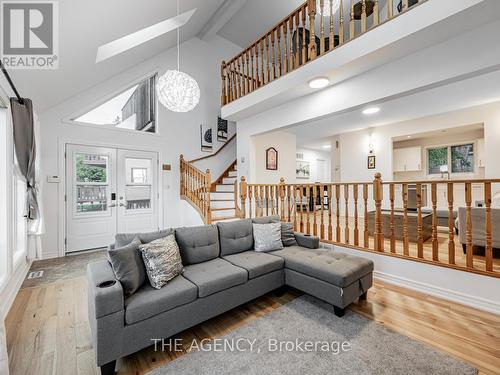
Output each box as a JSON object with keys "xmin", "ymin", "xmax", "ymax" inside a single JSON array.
[
  {"xmin": 76, "ymin": 185, "xmax": 107, "ymax": 212},
  {"xmin": 125, "ymin": 158, "xmax": 152, "ymax": 210},
  {"xmin": 451, "ymin": 144, "xmax": 474, "ymax": 173},
  {"xmin": 428, "ymin": 147, "xmax": 448, "ymax": 174},
  {"xmin": 75, "ymin": 153, "xmax": 108, "ymax": 183}
]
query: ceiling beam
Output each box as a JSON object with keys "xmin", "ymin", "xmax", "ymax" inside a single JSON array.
[{"xmin": 198, "ymin": 0, "xmax": 248, "ymax": 41}]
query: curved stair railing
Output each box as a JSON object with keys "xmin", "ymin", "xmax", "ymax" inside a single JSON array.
[{"xmin": 180, "ymin": 155, "xmax": 212, "ymax": 224}]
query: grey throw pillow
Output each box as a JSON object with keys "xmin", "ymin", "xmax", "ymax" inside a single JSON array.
[
  {"xmin": 108, "ymin": 237, "xmax": 146, "ymax": 296},
  {"xmin": 252, "ymin": 223, "xmax": 283, "ymax": 252},
  {"xmin": 281, "ymin": 222, "xmax": 298, "ymax": 246},
  {"xmin": 140, "ymin": 234, "xmax": 184, "ymax": 289},
  {"xmin": 115, "ymin": 228, "xmax": 174, "ymax": 247}
]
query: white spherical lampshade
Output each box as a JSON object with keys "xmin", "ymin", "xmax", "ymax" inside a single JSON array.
[
  {"xmin": 317, "ymin": 0, "xmax": 341, "ymax": 16},
  {"xmin": 157, "ymin": 70, "xmax": 200, "ymax": 112}
]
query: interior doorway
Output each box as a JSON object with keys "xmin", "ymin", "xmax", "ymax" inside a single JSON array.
[{"xmin": 65, "ymin": 144, "xmax": 159, "ymax": 252}]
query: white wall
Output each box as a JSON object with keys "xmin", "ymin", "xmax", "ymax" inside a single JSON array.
[
  {"xmin": 38, "ymin": 36, "xmax": 241, "ymax": 259},
  {"xmin": 251, "ymin": 131, "xmax": 296, "ymax": 184},
  {"xmin": 296, "ymin": 148, "xmax": 332, "ymax": 183}
]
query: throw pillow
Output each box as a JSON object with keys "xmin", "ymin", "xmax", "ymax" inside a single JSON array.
[
  {"xmin": 140, "ymin": 234, "xmax": 184, "ymax": 289},
  {"xmin": 281, "ymin": 222, "xmax": 298, "ymax": 246},
  {"xmin": 108, "ymin": 237, "xmax": 146, "ymax": 296},
  {"xmin": 252, "ymin": 222, "xmax": 283, "ymax": 252},
  {"xmin": 115, "ymin": 228, "xmax": 174, "ymax": 247}
]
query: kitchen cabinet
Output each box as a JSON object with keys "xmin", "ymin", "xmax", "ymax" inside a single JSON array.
[{"xmin": 393, "ymin": 147, "xmax": 422, "ymax": 172}]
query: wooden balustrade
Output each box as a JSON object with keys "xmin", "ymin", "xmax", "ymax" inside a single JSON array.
[
  {"xmin": 221, "ymin": 0, "xmax": 425, "ymax": 106},
  {"xmin": 179, "ymin": 155, "xmax": 212, "ymax": 224},
  {"xmin": 238, "ymin": 174, "xmax": 500, "ymax": 278}
]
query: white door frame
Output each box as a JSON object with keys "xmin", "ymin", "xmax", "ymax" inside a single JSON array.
[{"xmin": 58, "ymin": 137, "xmax": 163, "ymax": 257}]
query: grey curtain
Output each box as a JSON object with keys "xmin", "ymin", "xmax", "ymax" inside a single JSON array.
[{"xmin": 10, "ymin": 98, "xmax": 39, "ymax": 221}]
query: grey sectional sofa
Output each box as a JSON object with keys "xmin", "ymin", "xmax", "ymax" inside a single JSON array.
[{"xmin": 87, "ymin": 216, "xmax": 373, "ymax": 375}]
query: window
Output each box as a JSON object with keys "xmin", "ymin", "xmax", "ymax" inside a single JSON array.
[
  {"xmin": 428, "ymin": 147, "xmax": 448, "ymax": 174},
  {"xmin": 72, "ymin": 75, "xmax": 157, "ymax": 133},
  {"xmin": 131, "ymin": 168, "xmax": 148, "ymax": 184},
  {"xmin": 427, "ymin": 143, "xmax": 474, "ymax": 175},
  {"xmin": 75, "ymin": 153, "xmax": 109, "ymax": 213},
  {"xmin": 451, "ymin": 144, "xmax": 474, "ymax": 173},
  {"xmin": 0, "ymin": 108, "xmax": 8, "ymax": 281}
]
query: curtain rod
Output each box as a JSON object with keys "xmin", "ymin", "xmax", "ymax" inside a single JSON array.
[{"xmin": 0, "ymin": 61, "xmax": 24, "ymax": 105}]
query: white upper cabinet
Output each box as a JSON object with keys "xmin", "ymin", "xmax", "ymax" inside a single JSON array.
[{"xmin": 393, "ymin": 147, "xmax": 422, "ymax": 172}]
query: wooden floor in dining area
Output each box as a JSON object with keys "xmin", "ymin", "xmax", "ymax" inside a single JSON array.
[{"xmin": 5, "ymin": 253, "xmax": 500, "ymax": 375}]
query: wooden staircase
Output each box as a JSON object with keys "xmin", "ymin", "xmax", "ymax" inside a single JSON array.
[{"xmin": 210, "ymin": 163, "xmax": 238, "ymax": 222}]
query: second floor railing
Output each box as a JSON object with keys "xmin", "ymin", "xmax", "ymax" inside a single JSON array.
[
  {"xmin": 221, "ymin": 0, "xmax": 424, "ymax": 106},
  {"xmin": 237, "ymin": 174, "xmax": 500, "ymax": 279}
]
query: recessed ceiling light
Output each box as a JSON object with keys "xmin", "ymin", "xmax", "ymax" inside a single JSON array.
[
  {"xmin": 308, "ymin": 77, "xmax": 329, "ymax": 89},
  {"xmin": 322, "ymin": 144, "xmax": 332, "ymax": 149},
  {"xmin": 362, "ymin": 107, "xmax": 380, "ymax": 115}
]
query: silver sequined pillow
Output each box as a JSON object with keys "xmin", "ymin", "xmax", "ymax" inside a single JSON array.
[
  {"xmin": 139, "ymin": 234, "xmax": 184, "ymax": 289},
  {"xmin": 252, "ymin": 223, "xmax": 283, "ymax": 252}
]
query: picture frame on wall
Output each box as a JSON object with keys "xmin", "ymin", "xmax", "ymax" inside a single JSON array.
[
  {"xmin": 367, "ymin": 155, "xmax": 376, "ymax": 169},
  {"xmin": 296, "ymin": 160, "xmax": 310, "ymax": 179},
  {"xmin": 200, "ymin": 124, "xmax": 213, "ymax": 152},
  {"xmin": 217, "ymin": 117, "xmax": 228, "ymax": 142},
  {"xmin": 266, "ymin": 147, "xmax": 278, "ymax": 170}
]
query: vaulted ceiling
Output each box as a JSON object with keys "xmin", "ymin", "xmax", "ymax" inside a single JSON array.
[{"xmin": 9, "ymin": 0, "xmax": 226, "ymax": 112}]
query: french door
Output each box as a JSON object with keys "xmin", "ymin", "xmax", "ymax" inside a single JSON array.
[{"xmin": 66, "ymin": 144, "xmax": 159, "ymax": 252}]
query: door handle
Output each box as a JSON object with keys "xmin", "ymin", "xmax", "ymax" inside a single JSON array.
[
  {"xmin": 109, "ymin": 203, "xmax": 116, "ymax": 208},
  {"xmin": 119, "ymin": 203, "xmax": 126, "ymax": 207}
]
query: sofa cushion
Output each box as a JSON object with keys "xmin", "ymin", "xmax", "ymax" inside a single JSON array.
[
  {"xmin": 270, "ymin": 247, "xmax": 373, "ymax": 288},
  {"xmin": 107, "ymin": 237, "xmax": 145, "ymax": 296},
  {"xmin": 139, "ymin": 235, "xmax": 184, "ymax": 289},
  {"xmin": 223, "ymin": 251, "xmax": 284, "ymax": 279},
  {"xmin": 252, "ymin": 215, "xmax": 280, "ymax": 224},
  {"xmin": 124, "ymin": 275, "xmax": 197, "ymax": 324},
  {"xmin": 217, "ymin": 219, "xmax": 254, "ymax": 256},
  {"xmin": 182, "ymin": 258, "xmax": 248, "ymax": 297},
  {"xmin": 175, "ymin": 225, "xmax": 220, "ymax": 265},
  {"xmin": 253, "ymin": 223, "xmax": 283, "ymax": 252},
  {"xmin": 281, "ymin": 222, "xmax": 298, "ymax": 247},
  {"xmin": 115, "ymin": 228, "xmax": 174, "ymax": 247}
]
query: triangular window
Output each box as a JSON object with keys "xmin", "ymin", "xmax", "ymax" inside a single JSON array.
[{"xmin": 72, "ymin": 74, "xmax": 157, "ymax": 133}]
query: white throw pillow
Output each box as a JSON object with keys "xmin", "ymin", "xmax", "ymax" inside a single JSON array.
[{"xmin": 253, "ymin": 223, "xmax": 284, "ymax": 252}]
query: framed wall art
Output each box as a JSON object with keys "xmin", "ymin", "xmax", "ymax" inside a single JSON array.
[
  {"xmin": 266, "ymin": 147, "xmax": 278, "ymax": 170},
  {"xmin": 200, "ymin": 124, "xmax": 213, "ymax": 152}
]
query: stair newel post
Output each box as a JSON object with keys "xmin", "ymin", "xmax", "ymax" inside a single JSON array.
[
  {"xmin": 221, "ymin": 61, "xmax": 227, "ymax": 106},
  {"xmin": 307, "ymin": 0, "xmax": 317, "ymax": 60},
  {"xmin": 240, "ymin": 177, "xmax": 248, "ymax": 219},
  {"xmin": 206, "ymin": 169, "xmax": 212, "ymax": 224},
  {"xmin": 279, "ymin": 178, "xmax": 286, "ymax": 221},
  {"xmin": 373, "ymin": 173, "xmax": 384, "ymax": 252},
  {"xmin": 179, "ymin": 154, "xmax": 184, "ymax": 196}
]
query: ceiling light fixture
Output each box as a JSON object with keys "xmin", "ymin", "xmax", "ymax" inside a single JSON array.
[
  {"xmin": 157, "ymin": 0, "xmax": 200, "ymax": 113},
  {"xmin": 308, "ymin": 77, "xmax": 329, "ymax": 89},
  {"xmin": 362, "ymin": 107, "xmax": 380, "ymax": 115},
  {"xmin": 317, "ymin": 0, "xmax": 341, "ymax": 17}
]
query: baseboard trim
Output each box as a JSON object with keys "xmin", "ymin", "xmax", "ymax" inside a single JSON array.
[
  {"xmin": 0, "ymin": 260, "xmax": 31, "ymax": 319},
  {"xmin": 373, "ymin": 270, "xmax": 500, "ymax": 315}
]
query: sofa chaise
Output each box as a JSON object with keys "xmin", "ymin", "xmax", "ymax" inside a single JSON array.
[{"xmin": 87, "ymin": 216, "xmax": 373, "ymax": 375}]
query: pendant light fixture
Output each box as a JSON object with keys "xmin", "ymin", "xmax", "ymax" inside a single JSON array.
[{"xmin": 157, "ymin": 0, "xmax": 200, "ymax": 112}]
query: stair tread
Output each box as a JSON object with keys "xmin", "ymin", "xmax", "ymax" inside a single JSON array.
[
  {"xmin": 212, "ymin": 216, "xmax": 238, "ymax": 222},
  {"xmin": 211, "ymin": 207, "xmax": 236, "ymax": 211},
  {"xmin": 210, "ymin": 199, "xmax": 235, "ymax": 202}
]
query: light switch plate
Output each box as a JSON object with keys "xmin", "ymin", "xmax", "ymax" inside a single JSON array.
[{"xmin": 47, "ymin": 175, "xmax": 60, "ymax": 183}]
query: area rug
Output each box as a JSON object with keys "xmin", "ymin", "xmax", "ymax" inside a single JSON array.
[{"xmin": 148, "ymin": 295, "xmax": 477, "ymax": 375}]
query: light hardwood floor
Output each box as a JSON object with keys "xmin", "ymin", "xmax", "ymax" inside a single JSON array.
[{"xmin": 6, "ymin": 269, "xmax": 500, "ymax": 375}]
